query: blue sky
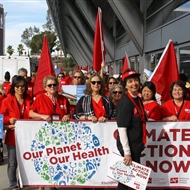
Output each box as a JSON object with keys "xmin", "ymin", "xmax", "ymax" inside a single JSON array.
[{"xmin": 1, "ymin": 0, "xmax": 48, "ymax": 55}]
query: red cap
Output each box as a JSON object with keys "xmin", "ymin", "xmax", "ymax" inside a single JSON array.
[{"xmin": 122, "ymin": 70, "xmax": 141, "ymax": 81}]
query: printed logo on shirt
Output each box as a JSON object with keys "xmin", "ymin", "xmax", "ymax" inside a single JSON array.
[{"xmin": 184, "ymin": 108, "xmax": 190, "ymax": 113}]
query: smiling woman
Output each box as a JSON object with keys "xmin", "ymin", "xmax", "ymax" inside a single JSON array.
[{"xmin": 0, "ymin": 75, "xmax": 32, "ymax": 189}]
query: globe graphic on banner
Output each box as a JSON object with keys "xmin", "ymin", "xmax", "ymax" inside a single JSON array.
[{"xmin": 29, "ymin": 121, "xmax": 101, "ymax": 185}]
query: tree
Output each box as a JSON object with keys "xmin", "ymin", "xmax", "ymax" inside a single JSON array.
[
  {"xmin": 17, "ymin": 44, "xmax": 25, "ymax": 56},
  {"xmin": 30, "ymin": 31, "xmax": 57, "ymax": 54},
  {"xmin": 7, "ymin": 46, "xmax": 14, "ymax": 56},
  {"xmin": 21, "ymin": 26, "xmax": 40, "ymax": 48},
  {"xmin": 42, "ymin": 10, "xmax": 55, "ymax": 32}
]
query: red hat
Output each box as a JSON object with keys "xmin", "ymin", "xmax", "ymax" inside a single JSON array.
[{"xmin": 122, "ymin": 70, "xmax": 141, "ymax": 81}]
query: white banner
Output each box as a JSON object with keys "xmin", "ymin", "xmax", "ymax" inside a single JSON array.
[
  {"xmin": 15, "ymin": 121, "xmax": 119, "ymax": 188},
  {"xmin": 15, "ymin": 121, "xmax": 190, "ymax": 189},
  {"xmin": 141, "ymin": 122, "xmax": 190, "ymax": 189}
]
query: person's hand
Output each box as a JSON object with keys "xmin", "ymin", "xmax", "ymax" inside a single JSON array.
[
  {"xmin": 9, "ymin": 118, "xmax": 16, "ymax": 125},
  {"xmin": 41, "ymin": 115, "xmax": 52, "ymax": 122},
  {"xmin": 101, "ymin": 61, "xmax": 105, "ymax": 69},
  {"xmin": 123, "ymin": 154, "xmax": 132, "ymax": 166},
  {"xmin": 168, "ymin": 115, "xmax": 178, "ymax": 121},
  {"xmin": 62, "ymin": 115, "xmax": 70, "ymax": 122},
  {"xmin": 98, "ymin": 116, "xmax": 107, "ymax": 122},
  {"xmin": 5, "ymin": 124, "xmax": 15, "ymax": 130},
  {"xmin": 88, "ymin": 116, "xmax": 98, "ymax": 123}
]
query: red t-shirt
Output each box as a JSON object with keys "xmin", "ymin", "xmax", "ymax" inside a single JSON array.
[
  {"xmin": 162, "ymin": 99, "xmax": 190, "ymax": 120},
  {"xmin": 144, "ymin": 101, "xmax": 162, "ymax": 121},
  {"xmin": 92, "ymin": 98, "xmax": 106, "ymax": 119},
  {"xmin": 30, "ymin": 93, "xmax": 70, "ymax": 119}
]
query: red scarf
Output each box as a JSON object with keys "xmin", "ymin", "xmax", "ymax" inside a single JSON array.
[{"xmin": 127, "ymin": 93, "xmax": 147, "ymax": 145}]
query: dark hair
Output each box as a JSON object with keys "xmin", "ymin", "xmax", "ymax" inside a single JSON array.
[
  {"xmin": 84, "ymin": 73, "xmax": 105, "ymax": 95},
  {"xmin": 179, "ymin": 73, "xmax": 188, "ymax": 83},
  {"xmin": 106, "ymin": 77, "xmax": 118, "ymax": 90},
  {"xmin": 10, "ymin": 76, "xmax": 28, "ymax": 98},
  {"xmin": 169, "ymin": 80, "xmax": 186, "ymax": 99},
  {"xmin": 4, "ymin": 71, "xmax": 10, "ymax": 81},
  {"xmin": 141, "ymin": 81, "xmax": 156, "ymax": 101}
]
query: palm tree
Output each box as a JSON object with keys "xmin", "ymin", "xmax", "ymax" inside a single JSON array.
[
  {"xmin": 17, "ymin": 44, "xmax": 25, "ymax": 56},
  {"xmin": 7, "ymin": 45, "xmax": 14, "ymax": 56}
]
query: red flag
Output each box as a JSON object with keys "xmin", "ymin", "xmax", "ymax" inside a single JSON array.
[
  {"xmin": 149, "ymin": 39, "xmax": 179, "ymax": 102},
  {"xmin": 33, "ymin": 35, "xmax": 55, "ymax": 96},
  {"xmin": 93, "ymin": 7, "xmax": 106, "ymax": 72},
  {"xmin": 83, "ymin": 65, "xmax": 88, "ymax": 71},
  {"xmin": 122, "ymin": 52, "xmax": 131, "ymax": 74}
]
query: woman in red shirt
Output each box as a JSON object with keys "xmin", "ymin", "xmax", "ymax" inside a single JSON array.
[
  {"xmin": 141, "ymin": 81, "xmax": 162, "ymax": 121},
  {"xmin": 162, "ymin": 80, "xmax": 190, "ymax": 121},
  {"xmin": 29, "ymin": 76, "xmax": 70, "ymax": 122},
  {"xmin": 0, "ymin": 76, "xmax": 31, "ymax": 190}
]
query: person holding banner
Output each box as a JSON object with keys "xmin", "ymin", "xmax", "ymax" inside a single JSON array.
[
  {"xmin": 162, "ymin": 80, "xmax": 190, "ymax": 121},
  {"xmin": 29, "ymin": 76, "xmax": 70, "ymax": 122},
  {"xmin": 72, "ymin": 73, "xmax": 113, "ymax": 122},
  {"xmin": 0, "ymin": 76, "xmax": 31, "ymax": 190},
  {"xmin": 141, "ymin": 81, "xmax": 162, "ymax": 121},
  {"xmin": 116, "ymin": 69, "xmax": 146, "ymax": 190}
]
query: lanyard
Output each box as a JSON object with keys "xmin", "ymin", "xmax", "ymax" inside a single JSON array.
[
  {"xmin": 127, "ymin": 92, "xmax": 147, "ymax": 145},
  {"xmin": 127, "ymin": 93, "xmax": 146, "ymax": 122},
  {"xmin": 173, "ymin": 100, "xmax": 184, "ymax": 119},
  {"xmin": 46, "ymin": 93, "xmax": 57, "ymax": 113}
]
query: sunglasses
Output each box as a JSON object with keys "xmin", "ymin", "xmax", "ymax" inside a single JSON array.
[
  {"xmin": 15, "ymin": 84, "xmax": 25, "ymax": 88},
  {"xmin": 91, "ymin": 81, "xmax": 101, "ymax": 85},
  {"xmin": 86, "ymin": 77, "xmax": 89, "ymax": 80},
  {"xmin": 47, "ymin": 83, "xmax": 57, "ymax": 88},
  {"xmin": 58, "ymin": 76, "xmax": 64, "ymax": 78},
  {"xmin": 74, "ymin": 76, "xmax": 81, "ymax": 79},
  {"xmin": 113, "ymin": 91, "xmax": 122, "ymax": 94},
  {"xmin": 109, "ymin": 82, "xmax": 117, "ymax": 85}
]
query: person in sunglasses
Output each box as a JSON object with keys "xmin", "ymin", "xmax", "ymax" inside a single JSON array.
[
  {"xmin": 109, "ymin": 84, "xmax": 125, "ymax": 120},
  {"xmin": 0, "ymin": 76, "xmax": 31, "ymax": 190},
  {"xmin": 73, "ymin": 73, "xmax": 113, "ymax": 122},
  {"xmin": 105, "ymin": 76, "xmax": 118, "ymax": 97},
  {"xmin": 72, "ymin": 70, "xmax": 85, "ymax": 85},
  {"xmin": 116, "ymin": 69, "xmax": 147, "ymax": 190},
  {"xmin": 29, "ymin": 76, "xmax": 70, "ymax": 122}
]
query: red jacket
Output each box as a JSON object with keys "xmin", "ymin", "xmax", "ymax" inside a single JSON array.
[{"xmin": 0, "ymin": 94, "xmax": 32, "ymax": 146}]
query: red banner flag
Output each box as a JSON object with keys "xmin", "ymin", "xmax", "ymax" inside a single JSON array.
[
  {"xmin": 33, "ymin": 35, "xmax": 55, "ymax": 96},
  {"xmin": 149, "ymin": 39, "xmax": 179, "ymax": 102},
  {"xmin": 93, "ymin": 7, "xmax": 106, "ymax": 72},
  {"xmin": 122, "ymin": 52, "xmax": 131, "ymax": 74},
  {"xmin": 83, "ymin": 65, "xmax": 88, "ymax": 71}
]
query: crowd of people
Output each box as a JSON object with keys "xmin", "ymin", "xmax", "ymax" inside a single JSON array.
[{"xmin": 0, "ymin": 66, "xmax": 189, "ymax": 190}]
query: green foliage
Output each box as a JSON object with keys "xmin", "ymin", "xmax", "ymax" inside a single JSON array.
[
  {"xmin": 30, "ymin": 31, "xmax": 57, "ymax": 54},
  {"xmin": 7, "ymin": 46, "xmax": 14, "ymax": 56},
  {"xmin": 21, "ymin": 26, "xmax": 40, "ymax": 48},
  {"xmin": 17, "ymin": 44, "xmax": 25, "ymax": 56}
]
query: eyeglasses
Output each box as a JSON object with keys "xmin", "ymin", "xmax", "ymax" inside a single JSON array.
[
  {"xmin": 15, "ymin": 84, "xmax": 25, "ymax": 88},
  {"xmin": 74, "ymin": 76, "xmax": 81, "ymax": 79},
  {"xmin": 113, "ymin": 91, "xmax": 122, "ymax": 94},
  {"xmin": 109, "ymin": 82, "xmax": 117, "ymax": 85},
  {"xmin": 91, "ymin": 81, "xmax": 101, "ymax": 85},
  {"xmin": 47, "ymin": 83, "xmax": 57, "ymax": 88}
]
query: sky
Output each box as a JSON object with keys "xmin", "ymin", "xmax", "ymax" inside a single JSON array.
[{"xmin": 1, "ymin": 0, "xmax": 48, "ymax": 55}]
